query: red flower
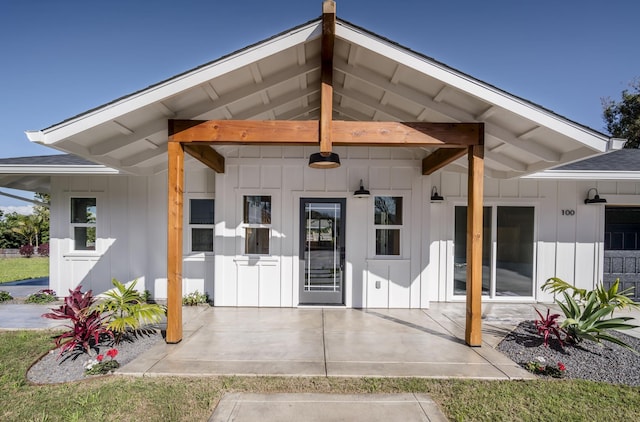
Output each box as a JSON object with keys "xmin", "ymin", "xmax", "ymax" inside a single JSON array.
[
  {"xmin": 106, "ymin": 348, "xmax": 118, "ymax": 359},
  {"xmin": 96, "ymin": 354, "xmax": 104, "ymax": 362},
  {"xmin": 558, "ymin": 362, "xmax": 566, "ymax": 371}
]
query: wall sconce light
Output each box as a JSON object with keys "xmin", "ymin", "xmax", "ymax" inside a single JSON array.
[
  {"xmin": 353, "ymin": 179, "xmax": 370, "ymax": 198},
  {"xmin": 308, "ymin": 152, "xmax": 340, "ymax": 169},
  {"xmin": 430, "ymin": 186, "xmax": 444, "ymax": 202},
  {"xmin": 584, "ymin": 188, "xmax": 607, "ymax": 204}
]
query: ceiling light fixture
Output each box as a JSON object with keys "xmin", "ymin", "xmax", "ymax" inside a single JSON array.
[{"xmin": 308, "ymin": 152, "xmax": 340, "ymax": 169}]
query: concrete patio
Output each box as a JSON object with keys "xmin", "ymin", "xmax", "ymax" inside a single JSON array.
[{"xmin": 120, "ymin": 303, "xmax": 539, "ymax": 380}]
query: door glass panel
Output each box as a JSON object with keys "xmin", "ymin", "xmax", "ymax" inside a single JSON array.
[
  {"xmin": 454, "ymin": 206, "xmax": 491, "ymax": 295},
  {"xmin": 304, "ymin": 202, "xmax": 342, "ymax": 293},
  {"xmin": 495, "ymin": 206, "xmax": 534, "ymax": 296}
]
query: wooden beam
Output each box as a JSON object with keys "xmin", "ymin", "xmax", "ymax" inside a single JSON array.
[
  {"xmin": 320, "ymin": 0, "xmax": 336, "ymax": 154},
  {"xmin": 422, "ymin": 148, "xmax": 467, "ymax": 175},
  {"xmin": 333, "ymin": 122, "xmax": 482, "ymax": 146},
  {"xmin": 183, "ymin": 144, "xmax": 225, "ymax": 173},
  {"xmin": 169, "ymin": 120, "xmax": 483, "ymax": 147},
  {"xmin": 465, "ymin": 143, "xmax": 484, "ymax": 346},
  {"xmin": 166, "ymin": 140, "xmax": 184, "ymax": 344},
  {"xmin": 169, "ymin": 119, "xmax": 319, "ymax": 144}
]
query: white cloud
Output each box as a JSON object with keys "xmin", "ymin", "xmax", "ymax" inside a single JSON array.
[{"xmin": 0, "ymin": 205, "xmax": 33, "ymax": 215}]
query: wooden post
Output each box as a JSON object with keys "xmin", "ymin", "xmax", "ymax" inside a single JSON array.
[
  {"xmin": 319, "ymin": 0, "xmax": 335, "ymax": 155},
  {"xmin": 465, "ymin": 143, "xmax": 484, "ymax": 346},
  {"xmin": 166, "ymin": 140, "xmax": 184, "ymax": 343}
]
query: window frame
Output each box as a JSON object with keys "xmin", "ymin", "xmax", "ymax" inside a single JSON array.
[
  {"xmin": 241, "ymin": 195, "xmax": 272, "ymax": 256},
  {"xmin": 372, "ymin": 195, "xmax": 405, "ymax": 258},
  {"xmin": 69, "ymin": 196, "xmax": 98, "ymax": 252},
  {"xmin": 187, "ymin": 197, "xmax": 215, "ymax": 254}
]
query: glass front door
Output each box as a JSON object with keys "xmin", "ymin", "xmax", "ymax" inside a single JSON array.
[{"xmin": 299, "ymin": 198, "xmax": 345, "ymax": 304}]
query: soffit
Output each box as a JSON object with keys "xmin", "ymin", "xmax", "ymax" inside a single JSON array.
[{"xmin": 26, "ymin": 19, "xmax": 612, "ymax": 178}]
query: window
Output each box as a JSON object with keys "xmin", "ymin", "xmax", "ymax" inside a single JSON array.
[
  {"xmin": 70, "ymin": 198, "xmax": 96, "ymax": 251},
  {"xmin": 189, "ymin": 199, "xmax": 214, "ymax": 252},
  {"xmin": 243, "ymin": 195, "xmax": 271, "ymax": 255},
  {"xmin": 374, "ymin": 196, "xmax": 403, "ymax": 256},
  {"xmin": 454, "ymin": 205, "xmax": 534, "ymax": 297}
]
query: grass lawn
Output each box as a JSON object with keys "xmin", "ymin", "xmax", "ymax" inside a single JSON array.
[
  {"xmin": 1, "ymin": 331, "xmax": 639, "ymax": 421},
  {"xmin": 0, "ymin": 257, "xmax": 49, "ymax": 283}
]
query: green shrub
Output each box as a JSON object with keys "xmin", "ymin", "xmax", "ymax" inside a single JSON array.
[
  {"xmin": 0, "ymin": 291, "xmax": 13, "ymax": 302},
  {"xmin": 182, "ymin": 290, "xmax": 209, "ymax": 306},
  {"xmin": 542, "ymin": 277, "xmax": 639, "ymax": 312},
  {"xmin": 94, "ymin": 279, "xmax": 166, "ymax": 343},
  {"xmin": 25, "ymin": 289, "xmax": 57, "ymax": 304}
]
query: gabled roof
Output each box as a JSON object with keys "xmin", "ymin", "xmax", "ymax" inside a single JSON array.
[
  {"xmin": 25, "ymin": 17, "xmax": 620, "ymax": 179},
  {"xmin": 525, "ymin": 148, "xmax": 640, "ymax": 180},
  {"xmin": 0, "ymin": 154, "xmax": 118, "ymax": 193}
]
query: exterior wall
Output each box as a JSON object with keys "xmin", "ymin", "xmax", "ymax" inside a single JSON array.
[
  {"xmin": 430, "ymin": 173, "xmax": 640, "ymax": 303},
  {"xmin": 213, "ymin": 146, "xmax": 429, "ymax": 308},
  {"xmin": 49, "ymin": 167, "xmax": 215, "ymax": 299},
  {"xmin": 48, "ymin": 154, "xmax": 640, "ymax": 307}
]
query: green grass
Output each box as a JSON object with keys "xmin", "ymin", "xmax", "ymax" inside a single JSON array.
[
  {"xmin": 0, "ymin": 257, "xmax": 49, "ymax": 283},
  {"xmin": 1, "ymin": 331, "xmax": 639, "ymax": 421}
]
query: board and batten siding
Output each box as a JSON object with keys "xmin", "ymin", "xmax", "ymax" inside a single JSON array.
[
  {"xmin": 429, "ymin": 173, "xmax": 640, "ymax": 303},
  {"xmin": 48, "ymin": 148, "xmax": 640, "ymax": 306},
  {"xmin": 49, "ymin": 167, "xmax": 215, "ymax": 299},
  {"xmin": 213, "ymin": 145, "xmax": 430, "ymax": 308}
]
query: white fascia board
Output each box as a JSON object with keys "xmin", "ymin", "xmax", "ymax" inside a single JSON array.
[
  {"xmin": 0, "ymin": 165, "xmax": 120, "ymax": 175},
  {"xmin": 523, "ymin": 170, "xmax": 640, "ymax": 180},
  {"xmin": 30, "ymin": 22, "xmax": 322, "ymax": 146},
  {"xmin": 337, "ymin": 23, "xmax": 609, "ymax": 152}
]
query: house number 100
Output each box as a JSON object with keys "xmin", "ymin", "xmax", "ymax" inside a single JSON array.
[{"xmin": 561, "ymin": 209, "xmax": 575, "ymax": 216}]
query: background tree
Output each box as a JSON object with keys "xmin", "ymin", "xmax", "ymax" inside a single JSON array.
[
  {"xmin": 602, "ymin": 79, "xmax": 640, "ymax": 148},
  {"xmin": 33, "ymin": 193, "xmax": 50, "ymax": 244}
]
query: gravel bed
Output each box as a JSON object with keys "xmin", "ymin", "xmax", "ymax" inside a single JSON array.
[
  {"xmin": 27, "ymin": 330, "xmax": 163, "ymax": 384},
  {"xmin": 497, "ymin": 320, "xmax": 640, "ymax": 386}
]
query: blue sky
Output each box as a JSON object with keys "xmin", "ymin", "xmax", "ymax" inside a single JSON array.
[{"xmin": 0, "ymin": 0, "xmax": 638, "ymax": 210}]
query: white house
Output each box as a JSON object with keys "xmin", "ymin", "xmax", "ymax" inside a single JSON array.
[{"xmin": 0, "ymin": 2, "xmax": 632, "ymax": 344}]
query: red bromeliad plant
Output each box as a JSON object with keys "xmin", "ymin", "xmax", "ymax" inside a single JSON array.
[
  {"xmin": 534, "ymin": 308, "xmax": 565, "ymax": 348},
  {"xmin": 42, "ymin": 286, "xmax": 112, "ymax": 356}
]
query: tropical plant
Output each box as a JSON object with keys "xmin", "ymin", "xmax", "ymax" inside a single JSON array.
[
  {"xmin": 556, "ymin": 292, "xmax": 638, "ymax": 350},
  {"xmin": 534, "ymin": 308, "xmax": 564, "ymax": 347},
  {"xmin": 182, "ymin": 290, "xmax": 209, "ymax": 306},
  {"xmin": 25, "ymin": 289, "xmax": 57, "ymax": 304},
  {"xmin": 0, "ymin": 291, "xmax": 13, "ymax": 302},
  {"xmin": 542, "ymin": 277, "xmax": 639, "ymax": 312},
  {"xmin": 42, "ymin": 286, "xmax": 111, "ymax": 355},
  {"xmin": 94, "ymin": 279, "xmax": 166, "ymax": 343}
]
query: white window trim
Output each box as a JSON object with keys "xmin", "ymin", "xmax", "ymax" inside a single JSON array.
[
  {"xmin": 241, "ymin": 194, "xmax": 272, "ymax": 257},
  {"xmin": 185, "ymin": 196, "xmax": 215, "ymax": 256},
  {"xmin": 448, "ymin": 200, "xmax": 538, "ymax": 302},
  {"xmin": 67, "ymin": 195, "xmax": 100, "ymax": 255},
  {"xmin": 370, "ymin": 193, "xmax": 409, "ymax": 259}
]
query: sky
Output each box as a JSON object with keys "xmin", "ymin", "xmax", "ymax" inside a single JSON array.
[{"xmin": 0, "ymin": 0, "xmax": 638, "ymax": 211}]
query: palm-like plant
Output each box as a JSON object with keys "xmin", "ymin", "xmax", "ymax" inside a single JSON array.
[
  {"xmin": 542, "ymin": 277, "xmax": 639, "ymax": 312},
  {"xmin": 557, "ymin": 292, "xmax": 638, "ymax": 350},
  {"xmin": 94, "ymin": 279, "xmax": 166, "ymax": 343}
]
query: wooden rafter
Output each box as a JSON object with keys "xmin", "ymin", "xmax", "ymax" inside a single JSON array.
[
  {"xmin": 422, "ymin": 148, "xmax": 467, "ymax": 175},
  {"xmin": 183, "ymin": 144, "xmax": 225, "ymax": 173},
  {"xmin": 319, "ymin": 0, "xmax": 336, "ymax": 155}
]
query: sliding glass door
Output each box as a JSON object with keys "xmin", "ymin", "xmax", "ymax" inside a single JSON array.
[{"xmin": 454, "ymin": 205, "xmax": 535, "ymax": 298}]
